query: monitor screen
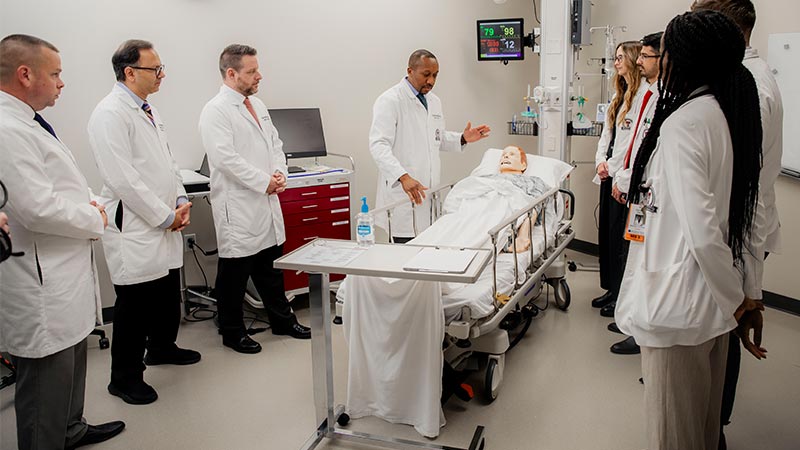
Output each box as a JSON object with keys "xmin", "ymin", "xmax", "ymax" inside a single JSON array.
[
  {"xmin": 267, "ymin": 108, "xmax": 327, "ymax": 159},
  {"xmin": 477, "ymin": 18, "xmax": 524, "ymax": 61}
]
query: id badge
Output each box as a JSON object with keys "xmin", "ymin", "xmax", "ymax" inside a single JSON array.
[{"xmin": 624, "ymin": 203, "xmax": 647, "ymax": 242}]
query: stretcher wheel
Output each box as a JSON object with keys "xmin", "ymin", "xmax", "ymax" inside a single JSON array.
[
  {"xmin": 99, "ymin": 337, "xmax": 110, "ymax": 350},
  {"xmin": 336, "ymin": 412, "xmax": 350, "ymax": 426},
  {"xmin": 553, "ymin": 279, "xmax": 571, "ymax": 311},
  {"xmin": 568, "ymin": 260, "xmax": 577, "ymax": 272},
  {"xmin": 484, "ymin": 357, "xmax": 503, "ymax": 403}
]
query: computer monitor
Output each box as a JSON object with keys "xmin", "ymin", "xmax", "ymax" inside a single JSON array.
[
  {"xmin": 197, "ymin": 154, "xmax": 210, "ymax": 177},
  {"xmin": 477, "ymin": 18, "xmax": 525, "ymax": 61},
  {"xmin": 268, "ymin": 108, "xmax": 327, "ymax": 159}
]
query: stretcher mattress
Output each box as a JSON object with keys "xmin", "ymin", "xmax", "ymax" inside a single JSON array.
[{"xmin": 442, "ymin": 225, "xmax": 551, "ymax": 322}]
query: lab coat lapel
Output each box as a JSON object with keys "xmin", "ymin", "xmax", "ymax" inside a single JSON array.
[
  {"xmin": 112, "ymin": 85, "xmax": 173, "ymax": 166},
  {"xmin": 112, "ymin": 84, "xmax": 158, "ymax": 134},
  {"xmin": 400, "ymin": 78, "xmax": 429, "ymax": 117},
  {"xmin": 28, "ymin": 116, "xmax": 87, "ymax": 181},
  {"xmin": 237, "ymin": 101, "xmax": 270, "ymax": 146}
]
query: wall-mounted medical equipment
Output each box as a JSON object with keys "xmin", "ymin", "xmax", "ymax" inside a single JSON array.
[
  {"xmin": 570, "ymin": 0, "xmax": 592, "ymax": 45},
  {"xmin": 477, "ymin": 18, "xmax": 531, "ymax": 63}
]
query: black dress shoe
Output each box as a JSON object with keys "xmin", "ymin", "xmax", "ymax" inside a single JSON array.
[
  {"xmin": 108, "ymin": 380, "xmax": 157, "ymax": 405},
  {"xmin": 607, "ymin": 322, "xmax": 623, "ymax": 334},
  {"xmin": 600, "ymin": 301, "xmax": 616, "ymax": 317},
  {"xmin": 144, "ymin": 346, "xmax": 201, "ymax": 366},
  {"xmin": 591, "ymin": 290, "xmax": 614, "ymax": 308},
  {"xmin": 66, "ymin": 421, "xmax": 126, "ymax": 449},
  {"xmin": 272, "ymin": 322, "xmax": 311, "ymax": 340},
  {"xmin": 610, "ymin": 336, "xmax": 640, "ymax": 355},
  {"xmin": 223, "ymin": 335, "xmax": 262, "ymax": 354}
]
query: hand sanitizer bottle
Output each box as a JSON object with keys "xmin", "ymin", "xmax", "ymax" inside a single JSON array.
[{"xmin": 356, "ymin": 196, "xmax": 375, "ymax": 247}]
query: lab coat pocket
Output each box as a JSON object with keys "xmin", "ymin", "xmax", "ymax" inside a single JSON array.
[
  {"xmin": 114, "ymin": 201, "xmax": 124, "ymax": 232},
  {"xmin": 33, "ymin": 242, "xmax": 43, "ymax": 285},
  {"xmin": 640, "ymin": 256, "xmax": 703, "ymax": 331},
  {"xmin": 226, "ymin": 189, "xmax": 268, "ymax": 237}
]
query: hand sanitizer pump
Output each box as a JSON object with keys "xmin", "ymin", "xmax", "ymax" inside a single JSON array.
[{"xmin": 356, "ymin": 197, "xmax": 375, "ymax": 247}]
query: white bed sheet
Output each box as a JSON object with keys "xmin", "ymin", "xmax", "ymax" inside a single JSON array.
[{"xmin": 442, "ymin": 225, "xmax": 552, "ymax": 322}]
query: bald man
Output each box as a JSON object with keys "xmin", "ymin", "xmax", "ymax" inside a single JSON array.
[{"xmin": 0, "ymin": 34, "xmax": 124, "ymax": 449}]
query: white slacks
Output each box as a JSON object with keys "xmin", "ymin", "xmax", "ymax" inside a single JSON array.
[{"xmin": 641, "ymin": 333, "xmax": 729, "ymax": 450}]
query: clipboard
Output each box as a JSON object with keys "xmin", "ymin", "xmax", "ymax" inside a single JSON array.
[{"xmin": 402, "ymin": 247, "xmax": 478, "ymax": 274}]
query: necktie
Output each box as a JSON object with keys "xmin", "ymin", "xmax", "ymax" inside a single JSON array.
[
  {"xmin": 141, "ymin": 102, "xmax": 156, "ymax": 127},
  {"xmin": 417, "ymin": 92, "xmax": 428, "ymax": 111},
  {"xmin": 243, "ymin": 97, "xmax": 262, "ymax": 130},
  {"xmin": 623, "ymin": 89, "xmax": 654, "ymax": 170},
  {"xmin": 33, "ymin": 113, "xmax": 57, "ymax": 139}
]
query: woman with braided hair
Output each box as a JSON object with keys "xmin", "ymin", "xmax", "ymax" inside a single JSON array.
[
  {"xmin": 591, "ymin": 40, "xmax": 647, "ymax": 316},
  {"xmin": 614, "ymin": 10, "xmax": 767, "ymax": 450}
]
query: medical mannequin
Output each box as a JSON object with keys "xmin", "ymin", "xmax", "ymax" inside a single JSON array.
[{"xmin": 486, "ymin": 146, "xmax": 544, "ymax": 253}]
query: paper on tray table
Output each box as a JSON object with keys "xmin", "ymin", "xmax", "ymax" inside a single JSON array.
[
  {"xmin": 285, "ymin": 240, "xmax": 366, "ymax": 267},
  {"xmin": 402, "ymin": 247, "xmax": 478, "ymax": 274}
]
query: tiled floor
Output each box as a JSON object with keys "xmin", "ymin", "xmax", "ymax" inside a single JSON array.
[{"xmin": 2, "ymin": 252, "xmax": 798, "ymax": 450}]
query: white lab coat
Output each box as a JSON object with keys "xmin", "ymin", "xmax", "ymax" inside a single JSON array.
[
  {"xmin": 616, "ymin": 93, "xmax": 744, "ymax": 348},
  {"xmin": 744, "ymin": 47, "xmax": 783, "ymax": 256},
  {"xmin": 88, "ymin": 84, "xmax": 185, "ymax": 285},
  {"xmin": 593, "ymin": 80, "xmax": 649, "ymax": 185},
  {"xmin": 369, "ymin": 79, "xmax": 464, "ymax": 237},
  {"xmin": 615, "ymin": 83, "xmax": 659, "ymax": 195},
  {"xmin": 0, "ymin": 91, "xmax": 104, "ymax": 358},
  {"xmin": 198, "ymin": 85, "xmax": 287, "ymax": 258}
]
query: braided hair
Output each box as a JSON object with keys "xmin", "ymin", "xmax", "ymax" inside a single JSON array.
[{"xmin": 628, "ymin": 10, "xmax": 762, "ymax": 264}]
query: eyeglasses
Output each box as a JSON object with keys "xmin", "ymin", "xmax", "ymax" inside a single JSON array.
[
  {"xmin": 639, "ymin": 54, "xmax": 660, "ymax": 60},
  {"xmin": 129, "ymin": 64, "xmax": 165, "ymax": 77},
  {"xmin": 614, "ymin": 55, "xmax": 624, "ymax": 62}
]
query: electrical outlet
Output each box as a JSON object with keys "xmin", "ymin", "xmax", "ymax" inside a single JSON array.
[{"xmin": 183, "ymin": 233, "xmax": 196, "ymax": 253}]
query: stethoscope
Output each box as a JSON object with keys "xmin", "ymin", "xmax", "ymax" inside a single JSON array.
[{"xmin": 1, "ymin": 179, "xmax": 25, "ymax": 263}]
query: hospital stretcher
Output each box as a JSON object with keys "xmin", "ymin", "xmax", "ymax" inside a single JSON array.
[{"xmin": 365, "ymin": 181, "xmax": 576, "ymax": 401}]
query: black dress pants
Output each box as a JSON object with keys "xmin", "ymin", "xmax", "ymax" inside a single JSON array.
[
  {"xmin": 215, "ymin": 244, "xmax": 296, "ymax": 339},
  {"xmin": 598, "ymin": 177, "xmax": 630, "ymax": 297},
  {"xmin": 111, "ymin": 269, "xmax": 181, "ymax": 383}
]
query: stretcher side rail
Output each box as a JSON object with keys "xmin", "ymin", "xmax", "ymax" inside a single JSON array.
[
  {"xmin": 370, "ymin": 181, "xmax": 457, "ymax": 240},
  {"xmin": 469, "ymin": 186, "xmax": 574, "ymax": 338}
]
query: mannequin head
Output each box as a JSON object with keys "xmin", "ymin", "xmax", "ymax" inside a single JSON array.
[{"xmin": 499, "ymin": 146, "xmax": 527, "ymax": 174}]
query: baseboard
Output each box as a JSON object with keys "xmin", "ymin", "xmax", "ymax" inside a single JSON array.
[
  {"xmin": 567, "ymin": 238, "xmax": 599, "ymax": 257},
  {"xmin": 763, "ymin": 291, "xmax": 800, "ymax": 316}
]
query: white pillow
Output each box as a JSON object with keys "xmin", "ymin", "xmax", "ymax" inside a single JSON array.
[{"xmin": 470, "ymin": 147, "xmax": 574, "ymax": 186}]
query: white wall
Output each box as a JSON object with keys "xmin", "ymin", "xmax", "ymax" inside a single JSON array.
[
  {"xmin": 2, "ymin": 0, "xmax": 797, "ymax": 305},
  {"xmin": 0, "ymin": 0, "xmax": 541, "ymax": 308}
]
